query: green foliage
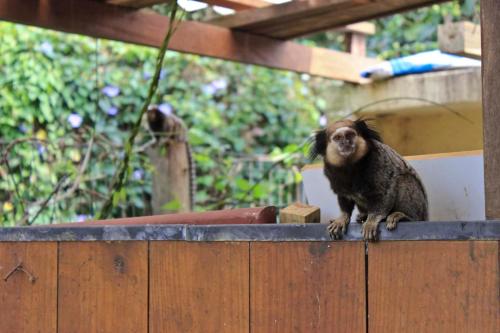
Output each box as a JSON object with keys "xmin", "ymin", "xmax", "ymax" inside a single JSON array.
[
  {"xmin": 0, "ymin": 21, "xmax": 319, "ymax": 225},
  {"xmin": 368, "ymin": 1, "xmax": 479, "ymax": 59},
  {"xmin": 301, "ymin": 1, "xmax": 479, "ymax": 60}
]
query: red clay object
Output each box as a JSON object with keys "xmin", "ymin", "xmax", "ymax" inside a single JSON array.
[{"xmin": 51, "ymin": 206, "xmax": 277, "ymax": 226}]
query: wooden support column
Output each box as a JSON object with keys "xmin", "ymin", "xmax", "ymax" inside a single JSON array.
[{"xmin": 481, "ymin": 0, "xmax": 500, "ymax": 219}]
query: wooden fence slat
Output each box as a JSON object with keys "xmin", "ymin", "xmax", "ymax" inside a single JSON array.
[
  {"xmin": 250, "ymin": 242, "xmax": 366, "ymax": 333},
  {"xmin": 58, "ymin": 242, "xmax": 148, "ymax": 333},
  {"xmin": 0, "ymin": 242, "xmax": 57, "ymax": 333},
  {"xmin": 368, "ymin": 241, "xmax": 499, "ymax": 333},
  {"xmin": 150, "ymin": 241, "xmax": 249, "ymax": 333}
]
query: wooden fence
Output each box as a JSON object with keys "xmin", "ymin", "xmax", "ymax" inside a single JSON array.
[{"xmin": 0, "ymin": 222, "xmax": 498, "ymax": 332}]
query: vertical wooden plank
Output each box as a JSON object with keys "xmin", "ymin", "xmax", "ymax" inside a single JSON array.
[
  {"xmin": 369, "ymin": 241, "xmax": 499, "ymax": 333},
  {"xmin": 251, "ymin": 242, "xmax": 366, "ymax": 333},
  {"xmin": 0, "ymin": 242, "xmax": 57, "ymax": 333},
  {"xmin": 58, "ymin": 242, "xmax": 148, "ymax": 333},
  {"xmin": 150, "ymin": 241, "xmax": 249, "ymax": 333},
  {"xmin": 481, "ymin": 0, "xmax": 500, "ymax": 218}
]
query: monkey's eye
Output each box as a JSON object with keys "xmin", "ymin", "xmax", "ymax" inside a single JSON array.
[
  {"xmin": 345, "ymin": 132, "xmax": 356, "ymax": 140},
  {"xmin": 332, "ymin": 134, "xmax": 340, "ymax": 141}
]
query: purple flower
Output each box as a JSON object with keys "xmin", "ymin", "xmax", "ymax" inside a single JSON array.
[
  {"xmin": 18, "ymin": 124, "xmax": 27, "ymax": 133},
  {"xmin": 133, "ymin": 169, "xmax": 144, "ymax": 180},
  {"xmin": 101, "ymin": 85, "xmax": 120, "ymax": 98},
  {"xmin": 211, "ymin": 78, "xmax": 228, "ymax": 91},
  {"xmin": 203, "ymin": 78, "xmax": 228, "ymax": 95},
  {"xmin": 159, "ymin": 69, "xmax": 167, "ymax": 80},
  {"xmin": 158, "ymin": 103, "xmax": 173, "ymax": 116},
  {"xmin": 75, "ymin": 214, "xmax": 90, "ymax": 222},
  {"xmin": 39, "ymin": 41, "xmax": 54, "ymax": 57},
  {"xmin": 37, "ymin": 144, "xmax": 46, "ymax": 155},
  {"xmin": 67, "ymin": 113, "xmax": 83, "ymax": 128},
  {"xmin": 202, "ymin": 84, "xmax": 216, "ymax": 95},
  {"xmin": 143, "ymin": 72, "xmax": 152, "ymax": 80},
  {"xmin": 319, "ymin": 114, "xmax": 328, "ymax": 127},
  {"xmin": 106, "ymin": 106, "xmax": 119, "ymax": 116}
]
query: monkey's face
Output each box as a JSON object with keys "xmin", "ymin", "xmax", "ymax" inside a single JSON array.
[
  {"xmin": 324, "ymin": 122, "xmax": 368, "ymax": 166},
  {"xmin": 310, "ymin": 119, "xmax": 378, "ymax": 167},
  {"xmin": 330, "ymin": 127, "xmax": 357, "ymax": 157}
]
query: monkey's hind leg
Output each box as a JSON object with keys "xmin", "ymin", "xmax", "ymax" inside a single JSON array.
[{"xmin": 385, "ymin": 212, "xmax": 409, "ymax": 230}]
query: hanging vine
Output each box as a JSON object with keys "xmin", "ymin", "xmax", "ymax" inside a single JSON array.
[{"xmin": 97, "ymin": 2, "xmax": 182, "ymax": 219}]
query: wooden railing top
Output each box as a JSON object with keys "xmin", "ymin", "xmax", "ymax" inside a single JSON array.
[{"xmin": 0, "ymin": 221, "xmax": 499, "ymax": 242}]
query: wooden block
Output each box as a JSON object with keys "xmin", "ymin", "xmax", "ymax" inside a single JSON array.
[
  {"xmin": 150, "ymin": 242, "xmax": 249, "ymax": 333},
  {"xmin": 438, "ymin": 21, "xmax": 481, "ymax": 59},
  {"xmin": 0, "ymin": 242, "xmax": 57, "ymax": 333},
  {"xmin": 58, "ymin": 242, "xmax": 148, "ymax": 333},
  {"xmin": 368, "ymin": 241, "xmax": 499, "ymax": 333},
  {"xmin": 280, "ymin": 202, "xmax": 320, "ymax": 224},
  {"xmin": 251, "ymin": 242, "xmax": 366, "ymax": 332}
]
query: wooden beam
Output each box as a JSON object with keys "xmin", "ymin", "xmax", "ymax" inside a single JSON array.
[
  {"xmin": 481, "ymin": 0, "xmax": 500, "ymax": 219},
  {"xmin": 438, "ymin": 21, "xmax": 481, "ymax": 59},
  {"xmin": 106, "ymin": 0, "xmax": 269, "ymax": 10},
  {"xmin": 203, "ymin": 0, "xmax": 270, "ymax": 10},
  {"xmin": 108, "ymin": 0, "xmax": 377, "ymax": 37},
  {"xmin": 210, "ymin": 0, "xmax": 449, "ymax": 39},
  {"xmin": 337, "ymin": 22, "xmax": 375, "ymax": 35},
  {"xmin": 0, "ymin": 0, "xmax": 378, "ymax": 83},
  {"xmin": 106, "ymin": 0, "xmax": 167, "ymax": 8}
]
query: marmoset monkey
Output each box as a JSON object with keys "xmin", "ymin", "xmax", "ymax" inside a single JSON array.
[
  {"xmin": 146, "ymin": 105, "xmax": 196, "ymax": 211},
  {"xmin": 310, "ymin": 119, "xmax": 428, "ymax": 241}
]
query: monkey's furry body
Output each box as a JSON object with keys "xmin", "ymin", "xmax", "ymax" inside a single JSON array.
[{"xmin": 310, "ymin": 119, "xmax": 428, "ymax": 240}]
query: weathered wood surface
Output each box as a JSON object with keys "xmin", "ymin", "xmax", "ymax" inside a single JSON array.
[
  {"xmin": 280, "ymin": 202, "xmax": 320, "ymax": 224},
  {"xmin": 250, "ymin": 242, "xmax": 366, "ymax": 332},
  {"xmin": 146, "ymin": 141, "xmax": 191, "ymax": 213},
  {"xmin": 481, "ymin": 0, "xmax": 500, "ymax": 219},
  {"xmin": 368, "ymin": 241, "xmax": 499, "ymax": 333},
  {"xmin": 0, "ymin": 242, "xmax": 57, "ymax": 333},
  {"xmin": 438, "ymin": 21, "xmax": 481, "ymax": 58},
  {"xmin": 0, "ymin": 0, "xmax": 378, "ymax": 82},
  {"xmin": 58, "ymin": 242, "xmax": 148, "ymax": 333},
  {"xmin": 210, "ymin": 0, "xmax": 448, "ymax": 39},
  {"xmin": 150, "ymin": 242, "xmax": 249, "ymax": 333}
]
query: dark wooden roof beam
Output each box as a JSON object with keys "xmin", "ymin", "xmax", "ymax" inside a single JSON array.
[{"xmin": 0, "ymin": 0, "xmax": 379, "ymax": 83}]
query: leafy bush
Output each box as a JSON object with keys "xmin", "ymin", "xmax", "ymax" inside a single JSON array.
[{"xmin": 0, "ymin": 22, "xmax": 321, "ymax": 225}]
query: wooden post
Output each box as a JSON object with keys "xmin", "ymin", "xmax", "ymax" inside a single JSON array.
[
  {"xmin": 147, "ymin": 142, "xmax": 192, "ymax": 214},
  {"xmin": 345, "ymin": 32, "xmax": 367, "ymax": 57},
  {"xmin": 145, "ymin": 106, "xmax": 193, "ymax": 214},
  {"xmin": 481, "ymin": 0, "xmax": 500, "ymax": 219}
]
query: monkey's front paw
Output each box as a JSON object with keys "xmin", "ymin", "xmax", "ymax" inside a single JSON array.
[
  {"xmin": 327, "ymin": 219, "xmax": 348, "ymax": 240},
  {"xmin": 362, "ymin": 222, "xmax": 379, "ymax": 241}
]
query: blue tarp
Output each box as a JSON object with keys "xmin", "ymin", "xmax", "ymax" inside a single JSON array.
[{"xmin": 361, "ymin": 50, "xmax": 481, "ymax": 80}]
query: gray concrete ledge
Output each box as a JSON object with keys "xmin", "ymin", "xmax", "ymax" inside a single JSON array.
[
  {"xmin": 326, "ymin": 68, "xmax": 481, "ymax": 116},
  {"xmin": 0, "ymin": 221, "xmax": 498, "ymax": 242}
]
